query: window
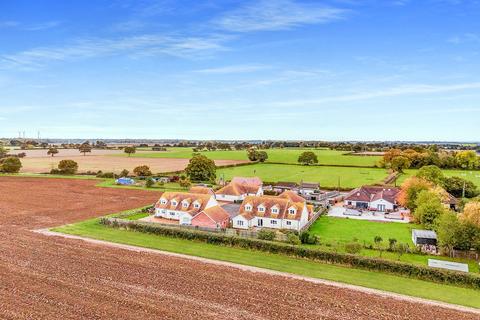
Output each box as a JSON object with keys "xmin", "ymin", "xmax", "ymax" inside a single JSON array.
[
  {"xmin": 237, "ymin": 220, "xmax": 244, "ymax": 226},
  {"xmin": 171, "ymin": 201, "xmax": 177, "ymax": 206},
  {"xmin": 182, "ymin": 202, "xmax": 189, "ymax": 208},
  {"xmin": 286, "ymin": 221, "xmax": 292, "ymax": 225},
  {"xmin": 288, "ymin": 209, "xmax": 296, "ymax": 215},
  {"xmin": 161, "ymin": 209, "xmax": 166, "ymax": 214},
  {"xmin": 271, "ymin": 208, "xmax": 278, "ymax": 214},
  {"xmin": 258, "ymin": 206, "xmax": 265, "ymax": 212},
  {"xmin": 245, "ymin": 205, "xmax": 252, "ymax": 211},
  {"xmin": 170, "ymin": 212, "xmax": 175, "ymax": 216},
  {"xmin": 271, "ymin": 220, "xmax": 277, "ymax": 225},
  {"xmin": 160, "ymin": 199, "xmax": 167, "ymax": 204},
  {"xmin": 194, "ymin": 203, "xmax": 200, "ymax": 209}
]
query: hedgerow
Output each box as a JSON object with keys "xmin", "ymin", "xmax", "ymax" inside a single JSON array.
[{"xmin": 99, "ymin": 217, "xmax": 480, "ymax": 290}]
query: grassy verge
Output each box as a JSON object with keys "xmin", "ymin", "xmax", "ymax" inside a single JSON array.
[{"xmin": 52, "ymin": 218, "xmax": 480, "ymax": 308}]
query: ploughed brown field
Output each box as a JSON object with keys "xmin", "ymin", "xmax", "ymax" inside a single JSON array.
[
  {"xmin": 0, "ymin": 177, "xmax": 476, "ymax": 319},
  {"xmin": 17, "ymin": 154, "xmax": 246, "ymax": 174}
]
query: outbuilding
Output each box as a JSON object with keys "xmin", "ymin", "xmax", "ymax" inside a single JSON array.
[{"xmin": 412, "ymin": 229, "xmax": 437, "ymax": 246}]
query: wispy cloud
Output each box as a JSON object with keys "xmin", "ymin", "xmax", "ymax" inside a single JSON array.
[
  {"xmin": 0, "ymin": 34, "xmax": 228, "ymax": 70},
  {"xmin": 267, "ymin": 82, "xmax": 480, "ymax": 107},
  {"xmin": 448, "ymin": 33, "xmax": 480, "ymax": 44},
  {"xmin": 193, "ymin": 64, "xmax": 270, "ymax": 74},
  {"xmin": 0, "ymin": 20, "xmax": 61, "ymax": 31},
  {"xmin": 214, "ymin": 0, "xmax": 347, "ymax": 32},
  {"xmin": 0, "ymin": 21, "xmax": 20, "ymax": 28}
]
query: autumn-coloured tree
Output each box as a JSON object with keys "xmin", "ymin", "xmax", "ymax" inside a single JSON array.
[
  {"xmin": 461, "ymin": 201, "xmax": 480, "ymax": 227},
  {"xmin": 397, "ymin": 177, "xmax": 433, "ymax": 210}
]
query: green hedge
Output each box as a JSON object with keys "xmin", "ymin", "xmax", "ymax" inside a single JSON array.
[{"xmin": 100, "ymin": 218, "xmax": 480, "ymax": 290}]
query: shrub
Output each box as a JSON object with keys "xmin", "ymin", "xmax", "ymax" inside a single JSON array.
[
  {"xmin": 345, "ymin": 242, "xmax": 362, "ymax": 254},
  {"xmin": 300, "ymin": 232, "xmax": 320, "ymax": 245},
  {"xmin": 120, "ymin": 169, "xmax": 129, "ymax": 177},
  {"xmin": 145, "ymin": 178, "xmax": 155, "ymax": 188},
  {"xmin": 287, "ymin": 233, "xmax": 301, "ymax": 245},
  {"xmin": 57, "ymin": 159, "xmax": 78, "ymax": 174},
  {"xmin": 0, "ymin": 157, "xmax": 22, "ymax": 173},
  {"xmin": 96, "ymin": 171, "xmax": 116, "ymax": 178},
  {"xmin": 257, "ymin": 229, "xmax": 276, "ymax": 241}
]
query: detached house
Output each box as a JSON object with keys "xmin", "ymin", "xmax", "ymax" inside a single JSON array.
[
  {"xmin": 216, "ymin": 176, "xmax": 263, "ymax": 202},
  {"xmin": 232, "ymin": 193, "xmax": 310, "ymax": 231},
  {"xmin": 154, "ymin": 192, "xmax": 217, "ymax": 225},
  {"xmin": 344, "ymin": 186, "xmax": 401, "ymax": 212}
]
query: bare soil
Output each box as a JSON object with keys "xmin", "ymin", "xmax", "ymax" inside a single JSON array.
[
  {"xmin": 18, "ymin": 155, "xmax": 246, "ymax": 174},
  {"xmin": 0, "ymin": 177, "xmax": 477, "ymax": 320}
]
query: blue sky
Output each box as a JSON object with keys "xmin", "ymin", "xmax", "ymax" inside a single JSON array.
[{"xmin": 1, "ymin": 0, "xmax": 479, "ymax": 141}]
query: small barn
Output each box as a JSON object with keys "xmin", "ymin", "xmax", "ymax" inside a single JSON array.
[{"xmin": 412, "ymin": 229, "xmax": 437, "ymax": 246}]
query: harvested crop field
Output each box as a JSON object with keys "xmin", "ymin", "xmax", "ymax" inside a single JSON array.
[
  {"xmin": 18, "ymin": 155, "xmax": 247, "ymax": 174},
  {"xmin": 0, "ymin": 177, "xmax": 477, "ymax": 319}
]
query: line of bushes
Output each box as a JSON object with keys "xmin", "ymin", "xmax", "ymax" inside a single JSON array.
[
  {"xmin": 100, "ymin": 217, "xmax": 480, "ymax": 290},
  {"xmin": 264, "ymin": 161, "xmax": 378, "ymax": 169}
]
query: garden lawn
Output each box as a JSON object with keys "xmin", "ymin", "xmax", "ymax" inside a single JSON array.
[
  {"xmin": 52, "ymin": 218, "xmax": 480, "ymax": 308},
  {"xmin": 216, "ymin": 163, "xmax": 389, "ymax": 188},
  {"xmin": 309, "ymin": 216, "xmax": 416, "ymax": 245},
  {"xmin": 112, "ymin": 147, "xmax": 381, "ymax": 167},
  {"xmin": 308, "ymin": 217, "xmax": 479, "ymax": 272},
  {"xmin": 398, "ymin": 169, "xmax": 480, "ymax": 187}
]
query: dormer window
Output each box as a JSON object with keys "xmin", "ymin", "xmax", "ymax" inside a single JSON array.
[
  {"xmin": 171, "ymin": 201, "xmax": 177, "ymax": 206},
  {"xmin": 288, "ymin": 207, "xmax": 296, "ymax": 215},
  {"xmin": 194, "ymin": 202, "xmax": 200, "ymax": 209},
  {"xmin": 258, "ymin": 206, "xmax": 265, "ymax": 212},
  {"xmin": 271, "ymin": 207, "xmax": 279, "ymax": 214},
  {"xmin": 160, "ymin": 199, "xmax": 167, "ymax": 205},
  {"xmin": 182, "ymin": 202, "xmax": 189, "ymax": 208},
  {"xmin": 245, "ymin": 204, "xmax": 252, "ymax": 212}
]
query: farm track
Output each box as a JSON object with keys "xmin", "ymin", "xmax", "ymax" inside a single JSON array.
[{"xmin": 0, "ymin": 177, "xmax": 478, "ymax": 319}]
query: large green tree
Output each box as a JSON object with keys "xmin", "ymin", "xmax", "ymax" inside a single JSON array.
[
  {"xmin": 390, "ymin": 156, "xmax": 411, "ymax": 173},
  {"xmin": 47, "ymin": 147, "xmax": 59, "ymax": 157},
  {"xmin": 414, "ymin": 190, "xmax": 448, "ymax": 229},
  {"xmin": 79, "ymin": 142, "xmax": 92, "ymax": 156},
  {"xmin": 297, "ymin": 151, "xmax": 318, "ymax": 165},
  {"xmin": 455, "ymin": 150, "xmax": 479, "ymax": 169},
  {"xmin": 133, "ymin": 165, "xmax": 152, "ymax": 177},
  {"xmin": 124, "ymin": 146, "xmax": 136, "ymax": 157},
  {"xmin": 185, "ymin": 154, "xmax": 216, "ymax": 182},
  {"xmin": 444, "ymin": 176, "xmax": 478, "ymax": 198},
  {"xmin": 416, "ymin": 165, "xmax": 444, "ymax": 185}
]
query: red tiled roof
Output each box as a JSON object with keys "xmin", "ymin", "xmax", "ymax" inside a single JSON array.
[
  {"xmin": 197, "ymin": 206, "xmax": 230, "ymax": 223},
  {"xmin": 189, "ymin": 186, "xmax": 215, "ymax": 195},
  {"xmin": 238, "ymin": 195, "xmax": 305, "ymax": 221},
  {"xmin": 278, "ymin": 190, "xmax": 306, "ymax": 203},
  {"xmin": 155, "ymin": 192, "xmax": 213, "ymax": 215},
  {"xmin": 216, "ymin": 180, "xmax": 261, "ymax": 196},
  {"xmin": 344, "ymin": 186, "xmax": 400, "ymax": 204}
]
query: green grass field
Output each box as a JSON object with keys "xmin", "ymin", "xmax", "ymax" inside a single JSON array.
[
  {"xmin": 308, "ymin": 217, "xmax": 479, "ymax": 272},
  {"xmin": 398, "ymin": 169, "xmax": 480, "ymax": 187},
  {"xmin": 52, "ymin": 218, "xmax": 480, "ymax": 308},
  {"xmin": 310, "ymin": 216, "xmax": 416, "ymax": 244},
  {"xmin": 113, "ymin": 147, "xmax": 381, "ymax": 167},
  {"xmin": 216, "ymin": 163, "xmax": 389, "ymax": 188}
]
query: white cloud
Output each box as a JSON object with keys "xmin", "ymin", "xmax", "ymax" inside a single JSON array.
[
  {"xmin": 193, "ymin": 64, "xmax": 270, "ymax": 74},
  {"xmin": 267, "ymin": 82, "xmax": 480, "ymax": 107},
  {"xmin": 0, "ymin": 21, "xmax": 20, "ymax": 28},
  {"xmin": 214, "ymin": 0, "xmax": 347, "ymax": 32},
  {"xmin": 448, "ymin": 33, "xmax": 480, "ymax": 44},
  {"xmin": 24, "ymin": 21, "xmax": 62, "ymax": 31},
  {"xmin": 0, "ymin": 34, "xmax": 228, "ymax": 70}
]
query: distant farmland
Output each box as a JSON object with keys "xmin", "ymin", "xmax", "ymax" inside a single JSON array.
[
  {"xmin": 216, "ymin": 163, "xmax": 389, "ymax": 189},
  {"xmin": 112, "ymin": 147, "xmax": 381, "ymax": 167},
  {"xmin": 398, "ymin": 169, "xmax": 480, "ymax": 187}
]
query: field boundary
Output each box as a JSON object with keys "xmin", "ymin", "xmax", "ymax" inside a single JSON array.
[{"xmin": 34, "ymin": 229, "xmax": 480, "ymax": 316}]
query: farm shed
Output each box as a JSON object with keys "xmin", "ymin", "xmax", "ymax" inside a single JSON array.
[{"xmin": 412, "ymin": 229, "xmax": 437, "ymax": 246}]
